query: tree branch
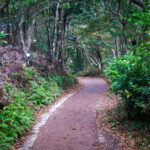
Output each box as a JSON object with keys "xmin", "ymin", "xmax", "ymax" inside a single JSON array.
[
  {"xmin": 99, "ymin": 35, "xmax": 116, "ymax": 57},
  {"xmin": 131, "ymin": 0, "xmax": 145, "ymax": 8}
]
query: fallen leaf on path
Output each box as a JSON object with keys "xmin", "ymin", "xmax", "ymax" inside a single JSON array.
[{"xmin": 88, "ymin": 134, "xmax": 92, "ymax": 137}]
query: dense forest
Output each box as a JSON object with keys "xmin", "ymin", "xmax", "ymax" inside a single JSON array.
[{"xmin": 0, "ymin": 0, "xmax": 150, "ymax": 149}]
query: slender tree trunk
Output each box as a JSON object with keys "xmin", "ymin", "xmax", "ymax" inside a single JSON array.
[
  {"xmin": 6, "ymin": 6, "xmax": 10, "ymax": 41},
  {"xmin": 46, "ymin": 8, "xmax": 52, "ymax": 62},
  {"xmin": 122, "ymin": 22, "xmax": 128, "ymax": 55},
  {"xmin": 19, "ymin": 8, "xmax": 26, "ymax": 53},
  {"xmin": 52, "ymin": 2, "xmax": 60, "ymax": 63},
  {"xmin": 76, "ymin": 48, "xmax": 82, "ymax": 70},
  {"xmin": 115, "ymin": 36, "xmax": 120, "ymax": 57},
  {"xmin": 120, "ymin": 37, "xmax": 124, "ymax": 56},
  {"xmin": 12, "ymin": 3, "xmax": 17, "ymax": 43},
  {"xmin": 82, "ymin": 47, "xmax": 92, "ymax": 68},
  {"xmin": 59, "ymin": 8, "xmax": 66, "ymax": 73},
  {"xmin": 19, "ymin": 7, "xmax": 37, "ymax": 63},
  {"xmin": 95, "ymin": 45, "xmax": 103, "ymax": 68},
  {"xmin": 26, "ymin": 15, "xmax": 36, "ymax": 52}
]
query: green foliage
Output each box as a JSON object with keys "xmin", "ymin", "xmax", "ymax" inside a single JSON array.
[
  {"xmin": 0, "ymin": 67, "xmax": 77, "ymax": 149},
  {"xmin": 51, "ymin": 73, "xmax": 78, "ymax": 88},
  {"xmin": 51, "ymin": 74, "xmax": 64, "ymax": 88},
  {"xmin": 27, "ymin": 77, "xmax": 61, "ymax": 107},
  {"xmin": 61, "ymin": 74, "xmax": 78, "ymax": 88},
  {"xmin": 21, "ymin": 0, "xmax": 37, "ymax": 6},
  {"xmin": 76, "ymin": 67, "xmax": 103, "ymax": 77},
  {"xmin": 0, "ymin": 90, "xmax": 34, "ymax": 150},
  {"xmin": 128, "ymin": 10, "xmax": 150, "ymax": 27},
  {"xmin": 60, "ymin": 2, "xmax": 71, "ymax": 9},
  {"xmin": 107, "ymin": 107, "xmax": 150, "ymax": 149},
  {"xmin": 0, "ymin": 32, "xmax": 8, "ymax": 46},
  {"xmin": 104, "ymin": 50, "xmax": 150, "ymax": 117}
]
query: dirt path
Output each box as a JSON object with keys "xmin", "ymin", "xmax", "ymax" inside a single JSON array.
[{"xmin": 28, "ymin": 77, "xmax": 108, "ymax": 150}]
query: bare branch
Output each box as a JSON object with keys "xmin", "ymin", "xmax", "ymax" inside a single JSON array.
[{"xmin": 99, "ymin": 35, "xmax": 116, "ymax": 57}]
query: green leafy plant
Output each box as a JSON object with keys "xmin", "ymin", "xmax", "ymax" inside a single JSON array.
[
  {"xmin": 0, "ymin": 32, "xmax": 8, "ymax": 46},
  {"xmin": 51, "ymin": 73, "xmax": 77, "ymax": 88},
  {"xmin": 0, "ymin": 90, "xmax": 34, "ymax": 150},
  {"xmin": 0, "ymin": 66, "xmax": 77, "ymax": 149},
  {"xmin": 62, "ymin": 74, "xmax": 78, "ymax": 88},
  {"xmin": 104, "ymin": 49, "xmax": 150, "ymax": 118}
]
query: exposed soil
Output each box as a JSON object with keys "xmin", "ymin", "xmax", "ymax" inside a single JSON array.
[{"xmin": 96, "ymin": 93, "xmax": 123, "ymax": 150}]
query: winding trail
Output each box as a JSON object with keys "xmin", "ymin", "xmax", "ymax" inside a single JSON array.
[{"xmin": 27, "ymin": 77, "xmax": 108, "ymax": 150}]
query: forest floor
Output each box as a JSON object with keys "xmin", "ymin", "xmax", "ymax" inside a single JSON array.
[{"xmin": 18, "ymin": 77, "xmax": 122, "ymax": 150}]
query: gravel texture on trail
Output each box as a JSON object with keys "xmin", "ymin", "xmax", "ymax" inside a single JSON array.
[{"xmin": 30, "ymin": 77, "xmax": 108, "ymax": 150}]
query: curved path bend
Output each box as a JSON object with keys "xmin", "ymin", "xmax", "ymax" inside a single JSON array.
[{"xmin": 31, "ymin": 77, "xmax": 108, "ymax": 150}]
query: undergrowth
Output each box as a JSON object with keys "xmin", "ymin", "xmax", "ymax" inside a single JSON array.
[
  {"xmin": 106, "ymin": 105, "xmax": 150, "ymax": 149},
  {"xmin": 0, "ymin": 67, "xmax": 77, "ymax": 150},
  {"xmin": 76, "ymin": 67, "xmax": 104, "ymax": 77}
]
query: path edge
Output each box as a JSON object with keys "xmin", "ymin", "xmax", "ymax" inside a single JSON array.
[{"xmin": 18, "ymin": 88, "xmax": 81, "ymax": 150}]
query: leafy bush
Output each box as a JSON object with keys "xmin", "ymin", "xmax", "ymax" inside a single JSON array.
[
  {"xmin": 51, "ymin": 73, "xmax": 78, "ymax": 88},
  {"xmin": 61, "ymin": 74, "xmax": 78, "ymax": 88},
  {"xmin": 76, "ymin": 67, "xmax": 104, "ymax": 77},
  {"xmin": 104, "ymin": 50, "xmax": 150, "ymax": 118},
  {"xmin": 51, "ymin": 74, "xmax": 64, "ymax": 88},
  {"xmin": 27, "ymin": 77, "xmax": 61, "ymax": 107}
]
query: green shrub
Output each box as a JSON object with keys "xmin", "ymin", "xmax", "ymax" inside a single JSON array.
[
  {"xmin": 62, "ymin": 74, "xmax": 78, "ymax": 88},
  {"xmin": 0, "ymin": 67, "xmax": 77, "ymax": 149},
  {"xmin": 76, "ymin": 67, "xmax": 103, "ymax": 77},
  {"xmin": 51, "ymin": 73, "xmax": 78, "ymax": 88},
  {"xmin": 0, "ymin": 80, "xmax": 60, "ymax": 149},
  {"xmin": 51, "ymin": 74, "xmax": 64, "ymax": 88},
  {"xmin": 0, "ymin": 90, "xmax": 34, "ymax": 150},
  {"xmin": 27, "ymin": 77, "xmax": 61, "ymax": 106},
  {"xmin": 104, "ymin": 50, "xmax": 150, "ymax": 118}
]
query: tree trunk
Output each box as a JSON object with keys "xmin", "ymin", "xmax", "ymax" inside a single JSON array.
[
  {"xmin": 46, "ymin": 8, "xmax": 52, "ymax": 63},
  {"xmin": 52, "ymin": 2, "xmax": 60, "ymax": 63},
  {"xmin": 59, "ymin": 8, "xmax": 66, "ymax": 74},
  {"xmin": 6, "ymin": 6, "xmax": 10, "ymax": 41},
  {"xmin": 76, "ymin": 48, "xmax": 82, "ymax": 70},
  {"xmin": 115, "ymin": 36, "xmax": 120, "ymax": 57},
  {"xmin": 95, "ymin": 45, "xmax": 103, "ymax": 68},
  {"xmin": 19, "ymin": 7, "xmax": 38, "ymax": 63}
]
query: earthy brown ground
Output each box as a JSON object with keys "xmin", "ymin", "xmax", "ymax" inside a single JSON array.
[
  {"xmin": 31, "ymin": 77, "xmax": 109, "ymax": 150},
  {"xmin": 96, "ymin": 93, "xmax": 150, "ymax": 150},
  {"xmin": 96, "ymin": 93, "xmax": 122, "ymax": 150}
]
